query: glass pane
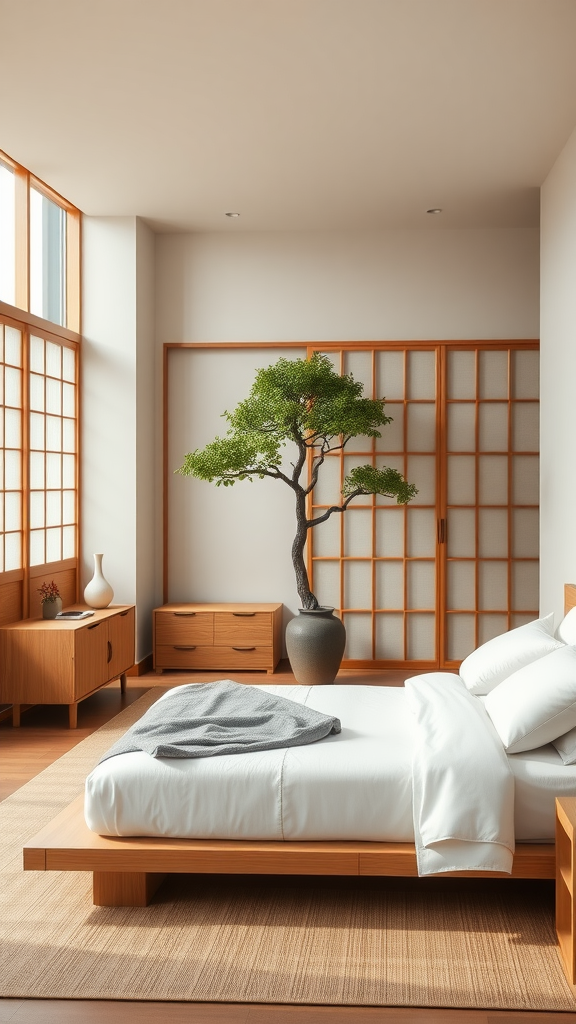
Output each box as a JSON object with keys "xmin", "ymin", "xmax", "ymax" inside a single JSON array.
[
  {"xmin": 30, "ymin": 452, "xmax": 45, "ymax": 489},
  {"xmin": 46, "ymin": 341, "xmax": 63, "ymax": 379},
  {"xmin": 447, "ymin": 351, "xmax": 475, "ymax": 400},
  {"xmin": 447, "ymin": 561, "xmax": 475, "ymax": 610},
  {"xmin": 376, "ymin": 350, "xmax": 404, "ymax": 400},
  {"xmin": 4, "ymin": 366, "xmax": 21, "ymax": 408},
  {"xmin": 30, "ymin": 373, "xmax": 45, "ymax": 412},
  {"xmin": 407, "ymin": 455, "xmax": 435, "ymax": 506},
  {"xmin": 317, "ymin": 350, "xmax": 340, "ymax": 372},
  {"xmin": 406, "ymin": 614, "xmax": 435, "ymax": 660},
  {"xmin": 46, "ymin": 490, "xmax": 61, "ymax": 527},
  {"xmin": 0, "ymin": 161, "xmax": 16, "ymax": 305},
  {"xmin": 46, "ymin": 415, "xmax": 62, "ymax": 451},
  {"xmin": 512, "ymin": 455, "xmax": 539, "ymax": 505},
  {"xmin": 30, "ymin": 188, "xmax": 67, "ymax": 327},
  {"xmin": 512, "ymin": 403, "xmax": 539, "ymax": 452},
  {"xmin": 375, "ymin": 455, "xmax": 406, "ymax": 504},
  {"xmin": 62, "ymin": 346, "xmax": 76, "ymax": 383},
  {"xmin": 63, "ymin": 524, "xmax": 76, "ymax": 559},
  {"xmin": 29, "ymin": 412, "xmax": 44, "ymax": 450},
  {"xmin": 312, "ymin": 514, "xmax": 340, "ymax": 557},
  {"xmin": 512, "ymin": 350, "xmax": 539, "ymax": 399},
  {"xmin": 5, "ymin": 408, "xmax": 21, "ymax": 448},
  {"xmin": 479, "ymin": 350, "xmax": 508, "ymax": 399},
  {"xmin": 4, "ymin": 491, "xmax": 21, "ymax": 531},
  {"xmin": 375, "ymin": 613, "xmax": 404, "ymax": 660},
  {"xmin": 62, "ymin": 418, "xmax": 76, "ymax": 453},
  {"xmin": 344, "ymin": 509, "xmax": 372, "ymax": 557},
  {"xmin": 375, "ymin": 508, "xmax": 404, "ymax": 557},
  {"xmin": 4, "ymin": 449, "xmax": 21, "ymax": 489},
  {"xmin": 343, "ymin": 613, "xmax": 372, "ymax": 659},
  {"xmin": 63, "ymin": 490, "xmax": 75, "ymax": 524},
  {"xmin": 375, "ymin": 403, "xmax": 403, "ymax": 452},
  {"xmin": 478, "ymin": 455, "xmax": 508, "ymax": 506},
  {"xmin": 62, "ymin": 454, "xmax": 75, "ymax": 489},
  {"xmin": 313, "ymin": 455, "xmax": 341, "ymax": 506},
  {"xmin": 407, "ymin": 351, "xmax": 435, "ymax": 400},
  {"xmin": 344, "ymin": 560, "xmax": 372, "ymax": 608},
  {"xmin": 406, "ymin": 403, "xmax": 436, "ymax": 452},
  {"xmin": 478, "ymin": 403, "xmax": 508, "ymax": 452},
  {"xmin": 4, "ymin": 326, "xmax": 21, "ymax": 367},
  {"xmin": 407, "ymin": 508, "xmax": 435, "ymax": 557},
  {"xmin": 375, "ymin": 560, "xmax": 404, "ymax": 609},
  {"xmin": 46, "ymin": 526, "xmax": 62, "ymax": 563},
  {"xmin": 447, "ymin": 404, "xmax": 475, "ymax": 451},
  {"xmin": 344, "ymin": 350, "xmax": 372, "ymax": 395},
  {"xmin": 29, "ymin": 529, "xmax": 45, "ymax": 566},
  {"xmin": 46, "ymin": 452, "xmax": 62, "ymax": 488},
  {"xmin": 407, "ymin": 561, "xmax": 435, "ymax": 609},
  {"xmin": 4, "ymin": 531, "xmax": 21, "ymax": 571},
  {"xmin": 447, "ymin": 614, "xmax": 475, "ymax": 660},
  {"xmin": 479, "ymin": 562, "xmax": 508, "ymax": 610},
  {"xmin": 313, "ymin": 560, "xmax": 340, "ymax": 610},
  {"xmin": 30, "ymin": 336, "xmax": 45, "ymax": 373},
  {"xmin": 478, "ymin": 509, "xmax": 508, "ymax": 557},
  {"xmin": 30, "ymin": 491, "xmax": 45, "ymax": 529},
  {"xmin": 512, "ymin": 561, "xmax": 539, "ymax": 611},
  {"xmin": 512, "ymin": 508, "xmax": 539, "ymax": 558},
  {"xmin": 447, "ymin": 455, "xmax": 475, "ymax": 505},
  {"xmin": 478, "ymin": 613, "xmax": 508, "ymax": 646},
  {"xmin": 447, "ymin": 509, "xmax": 475, "ymax": 557}
]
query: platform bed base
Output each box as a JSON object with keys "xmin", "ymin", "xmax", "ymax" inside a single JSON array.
[{"xmin": 22, "ymin": 795, "xmax": 556, "ymax": 907}]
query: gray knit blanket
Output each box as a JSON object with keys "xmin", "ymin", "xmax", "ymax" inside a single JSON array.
[{"xmin": 98, "ymin": 680, "xmax": 341, "ymax": 762}]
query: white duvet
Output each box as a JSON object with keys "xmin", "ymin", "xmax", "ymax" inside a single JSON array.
[{"xmin": 84, "ymin": 676, "xmax": 576, "ymax": 875}]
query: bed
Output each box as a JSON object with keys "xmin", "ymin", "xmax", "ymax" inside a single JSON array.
[{"xmin": 23, "ymin": 584, "xmax": 576, "ymax": 909}]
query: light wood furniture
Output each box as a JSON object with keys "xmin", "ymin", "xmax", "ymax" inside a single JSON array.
[
  {"xmin": 22, "ymin": 585, "xmax": 576, "ymax": 908},
  {"xmin": 556, "ymin": 796, "xmax": 576, "ymax": 989},
  {"xmin": 23, "ymin": 793, "xmax": 555, "ymax": 907},
  {"xmin": 0, "ymin": 605, "xmax": 135, "ymax": 728},
  {"xmin": 153, "ymin": 602, "xmax": 282, "ymax": 675}
]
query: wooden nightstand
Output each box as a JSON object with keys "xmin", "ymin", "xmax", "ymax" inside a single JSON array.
[
  {"xmin": 556, "ymin": 796, "xmax": 576, "ymax": 987},
  {"xmin": 153, "ymin": 602, "xmax": 283, "ymax": 675},
  {"xmin": 0, "ymin": 605, "xmax": 135, "ymax": 728}
]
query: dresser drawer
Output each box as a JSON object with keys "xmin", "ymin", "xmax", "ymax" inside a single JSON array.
[
  {"xmin": 155, "ymin": 612, "xmax": 214, "ymax": 645},
  {"xmin": 155, "ymin": 644, "xmax": 274, "ymax": 671},
  {"xmin": 214, "ymin": 612, "xmax": 272, "ymax": 647}
]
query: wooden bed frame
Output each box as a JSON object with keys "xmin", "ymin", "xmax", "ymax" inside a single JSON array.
[{"xmin": 22, "ymin": 584, "xmax": 576, "ymax": 908}]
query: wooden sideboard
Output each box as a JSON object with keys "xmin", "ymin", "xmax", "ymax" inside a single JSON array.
[
  {"xmin": 0, "ymin": 605, "xmax": 135, "ymax": 728},
  {"xmin": 153, "ymin": 602, "xmax": 283, "ymax": 675}
]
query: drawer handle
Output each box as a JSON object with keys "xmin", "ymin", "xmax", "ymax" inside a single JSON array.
[
  {"xmin": 107, "ymin": 640, "xmax": 112, "ymax": 663},
  {"xmin": 120, "ymin": 610, "xmax": 129, "ymax": 617},
  {"xmin": 173, "ymin": 645, "xmax": 197, "ymax": 650},
  {"xmin": 174, "ymin": 612, "xmax": 196, "ymax": 617},
  {"xmin": 88, "ymin": 622, "xmax": 101, "ymax": 630},
  {"xmin": 232, "ymin": 646, "xmax": 256, "ymax": 651},
  {"xmin": 232, "ymin": 612, "xmax": 255, "ymax": 617}
]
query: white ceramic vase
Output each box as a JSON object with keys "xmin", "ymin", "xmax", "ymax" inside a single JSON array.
[{"xmin": 84, "ymin": 553, "xmax": 114, "ymax": 609}]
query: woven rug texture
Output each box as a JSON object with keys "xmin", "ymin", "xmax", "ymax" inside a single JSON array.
[{"xmin": 0, "ymin": 687, "xmax": 575, "ymax": 1010}]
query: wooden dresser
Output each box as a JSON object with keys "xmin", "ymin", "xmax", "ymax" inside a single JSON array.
[
  {"xmin": 0, "ymin": 605, "xmax": 135, "ymax": 728},
  {"xmin": 153, "ymin": 602, "xmax": 283, "ymax": 675}
]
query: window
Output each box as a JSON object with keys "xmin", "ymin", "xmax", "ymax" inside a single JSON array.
[{"xmin": 0, "ymin": 150, "xmax": 80, "ymax": 623}]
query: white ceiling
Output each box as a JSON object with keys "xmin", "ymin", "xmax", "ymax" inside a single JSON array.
[{"xmin": 2, "ymin": 0, "xmax": 576, "ymax": 232}]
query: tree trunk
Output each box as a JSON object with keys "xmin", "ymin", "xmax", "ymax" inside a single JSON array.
[{"xmin": 292, "ymin": 490, "xmax": 318, "ymax": 609}]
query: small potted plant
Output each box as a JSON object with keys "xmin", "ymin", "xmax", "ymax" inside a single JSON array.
[{"xmin": 38, "ymin": 580, "xmax": 62, "ymax": 619}]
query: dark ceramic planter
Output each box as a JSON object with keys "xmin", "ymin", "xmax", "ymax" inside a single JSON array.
[{"xmin": 285, "ymin": 607, "xmax": 346, "ymax": 685}]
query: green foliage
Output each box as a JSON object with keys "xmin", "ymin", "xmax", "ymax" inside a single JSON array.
[{"xmin": 342, "ymin": 465, "xmax": 418, "ymax": 505}]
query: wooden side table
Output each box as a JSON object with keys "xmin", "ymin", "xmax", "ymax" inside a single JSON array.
[{"xmin": 556, "ymin": 796, "xmax": 576, "ymax": 987}]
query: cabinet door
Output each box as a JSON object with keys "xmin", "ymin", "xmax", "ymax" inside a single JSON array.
[
  {"xmin": 75, "ymin": 620, "xmax": 109, "ymax": 698},
  {"xmin": 107, "ymin": 608, "xmax": 135, "ymax": 680}
]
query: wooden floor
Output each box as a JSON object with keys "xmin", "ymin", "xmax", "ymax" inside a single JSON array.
[{"xmin": 2, "ymin": 664, "xmax": 575, "ymax": 1023}]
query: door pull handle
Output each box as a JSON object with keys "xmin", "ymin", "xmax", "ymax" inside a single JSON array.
[
  {"xmin": 173, "ymin": 645, "xmax": 197, "ymax": 650},
  {"xmin": 232, "ymin": 646, "xmax": 256, "ymax": 651},
  {"xmin": 107, "ymin": 640, "xmax": 112, "ymax": 663},
  {"xmin": 174, "ymin": 612, "xmax": 196, "ymax": 617}
]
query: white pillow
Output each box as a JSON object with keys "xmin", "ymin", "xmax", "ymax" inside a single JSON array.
[
  {"xmin": 556, "ymin": 607, "xmax": 576, "ymax": 645},
  {"xmin": 484, "ymin": 645, "xmax": 576, "ymax": 753},
  {"xmin": 552, "ymin": 725, "xmax": 576, "ymax": 765},
  {"xmin": 459, "ymin": 614, "xmax": 561, "ymax": 695}
]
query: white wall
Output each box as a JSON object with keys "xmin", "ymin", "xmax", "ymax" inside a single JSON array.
[
  {"xmin": 83, "ymin": 217, "xmax": 159, "ymax": 661},
  {"xmin": 156, "ymin": 227, "xmax": 540, "ymax": 621},
  {"xmin": 540, "ymin": 125, "xmax": 576, "ymax": 622}
]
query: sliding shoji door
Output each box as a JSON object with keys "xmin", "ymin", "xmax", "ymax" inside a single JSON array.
[
  {"xmin": 310, "ymin": 346, "xmax": 439, "ymax": 670},
  {"xmin": 442, "ymin": 346, "xmax": 539, "ymax": 667},
  {"xmin": 309, "ymin": 342, "xmax": 539, "ymax": 670}
]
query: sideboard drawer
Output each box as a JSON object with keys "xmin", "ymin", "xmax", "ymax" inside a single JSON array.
[
  {"xmin": 214, "ymin": 612, "xmax": 272, "ymax": 647},
  {"xmin": 155, "ymin": 612, "xmax": 214, "ymax": 646},
  {"xmin": 155, "ymin": 644, "xmax": 273, "ymax": 671}
]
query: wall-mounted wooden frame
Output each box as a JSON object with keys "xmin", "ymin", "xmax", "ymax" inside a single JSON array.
[{"xmin": 163, "ymin": 339, "xmax": 539, "ymax": 669}]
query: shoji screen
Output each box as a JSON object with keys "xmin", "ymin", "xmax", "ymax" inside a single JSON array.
[
  {"xmin": 443, "ymin": 346, "xmax": 539, "ymax": 665},
  {"xmin": 310, "ymin": 347, "xmax": 438, "ymax": 668}
]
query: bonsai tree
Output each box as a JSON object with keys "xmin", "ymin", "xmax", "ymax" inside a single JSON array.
[{"xmin": 177, "ymin": 353, "xmax": 417, "ymax": 610}]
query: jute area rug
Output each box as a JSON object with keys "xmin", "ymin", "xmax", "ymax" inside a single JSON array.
[{"xmin": 1, "ymin": 687, "xmax": 575, "ymax": 1010}]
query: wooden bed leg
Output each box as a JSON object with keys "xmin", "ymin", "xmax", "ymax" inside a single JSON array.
[
  {"xmin": 93, "ymin": 871, "xmax": 167, "ymax": 907},
  {"xmin": 68, "ymin": 703, "xmax": 78, "ymax": 729}
]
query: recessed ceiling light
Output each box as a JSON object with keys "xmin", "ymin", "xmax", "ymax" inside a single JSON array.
[
  {"xmin": 427, "ymin": 208, "xmax": 443, "ymax": 215},
  {"xmin": 225, "ymin": 212, "xmax": 240, "ymax": 218}
]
